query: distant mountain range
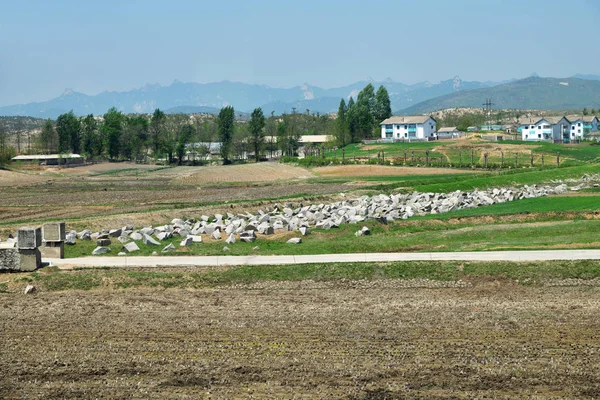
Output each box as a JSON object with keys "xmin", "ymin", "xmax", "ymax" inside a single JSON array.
[
  {"xmin": 400, "ymin": 77, "xmax": 600, "ymax": 114},
  {"xmin": 1, "ymin": 74, "xmax": 598, "ymax": 119}
]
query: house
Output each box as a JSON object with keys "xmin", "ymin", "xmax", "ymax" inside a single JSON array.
[
  {"xmin": 437, "ymin": 127, "xmax": 461, "ymax": 139},
  {"xmin": 519, "ymin": 116, "xmax": 570, "ymax": 142},
  {"xmin": 565, "ymin": 115, "xmax": 599, "ymax": 140},
  {"xmin": 380, "ymin": 116, "xmax": 437, "ymax": 140}
]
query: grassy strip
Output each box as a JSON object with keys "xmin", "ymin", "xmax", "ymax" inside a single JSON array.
[
  {"xmin": 419, "ymin": 194, "xmax": 600, "ymax": 219},
  {"xmin": 19, "ymin": 260, "xmax": 600, "ymax": 292}
]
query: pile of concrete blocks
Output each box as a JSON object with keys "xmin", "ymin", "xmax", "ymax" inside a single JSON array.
[{"xmin": 0, "ymin": 227, "xmax": 43, "ymax": 272}]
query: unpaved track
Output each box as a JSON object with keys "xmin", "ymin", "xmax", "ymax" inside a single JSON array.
[
  {"xmin": 1, "ymin": 282, "xmax": 599, "ymax": 398},
  {"xmin": 49, "ymin": 249, "xmax": 600, "ymax": 269}
]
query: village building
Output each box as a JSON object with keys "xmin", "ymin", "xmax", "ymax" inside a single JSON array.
[
  {"xmin": 436, "ymin": 126, "xmax": 462, "ymax": 139},
  {"xmin": 380, "ymin": 116, "xmax": 437, "ymax": 140},
  {"xmin": 11, "ymin": 154, "xmax": 83, "ymax": 166}
]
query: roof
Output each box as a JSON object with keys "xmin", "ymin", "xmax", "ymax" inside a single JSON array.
[
  {"xmin": 380, "ymin": 116, "xmax": 435, "ymax": 125},
  {"xmin": 437, "ymin": 127, "xmax": 458, "ymax": 132},
  {"xmin": 11, "ymin": 154, "xmax": 82, "ymax": 161},
  {"xmin": 543, "ymin": 116, "xmax": 568, "ymax": 124},
  {"xmin": 517, "ymin": 116, "xmax": 544, "ymax": 126},
  {"xmin": 566, "ymin": 115, "xmax": 598, "ymax": 123}
]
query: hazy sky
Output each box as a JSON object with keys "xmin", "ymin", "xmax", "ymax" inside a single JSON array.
[{"xmin": 1, "ymin": 0, "xmax": 599, "ymax": 106}]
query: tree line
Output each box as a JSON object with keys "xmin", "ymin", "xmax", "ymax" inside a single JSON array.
[
  {"xmin": 32, "ymin": 106, "xmax": 341, "ymax": 164},
  {"xmin": 333, "ymin": 83, "xmax": 392, "ymax": 147},
  {"xmin": 3, "ymin": 82, "xmax": 392, "ymax": 165}
]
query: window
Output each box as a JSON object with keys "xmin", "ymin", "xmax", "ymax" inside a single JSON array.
[
  {"xmin": 572, "ymin": 126, "xmax": 575, "ymax": 130},
  {"xmin": 578, "ymin": 129, "xmax": 581, "ymax": 133},
  {"xmin": 531, "ymin": 125, "xmax": 534, "ymax": 129},
  {"xmin": 538, "ymin": 134, "xmax": 541, "ymax": 138},
  {"xmin": 385, "ymin": 132, "xmax": 392, "ymax": 138},
  {"xmin": 578, "ymin": 123, "xmax": 581, "ymax": 127},
  {"xmin": 538, "ymin": 126, "xmax": 541, "ymax": 129},
  {"xmin": 404, "ymin": 125, "xmax": 407, "ymax": 129},
  {"xmin": 404, "ymin": 133, "xmax": 408, "ymax": 138},
  {"xmin": 543, "ymin": 125, "xmax": 551, "ymax": 129}
]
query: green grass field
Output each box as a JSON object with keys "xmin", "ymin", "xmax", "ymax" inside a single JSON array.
[{"xmin": 324, "ymin": 140, "xmax": 600, "ymax": 167}]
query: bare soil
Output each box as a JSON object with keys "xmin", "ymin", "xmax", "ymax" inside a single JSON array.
[
  {"xmin": 1, "ymin": 280, "xmax": 599, "ymax": 398},
  {"xmin": 313, "ymin": 165, "xmax": 477, "ymax": 177},
  {"xmin": 176, "ymin": 163, "xmax": 314, "ymax": 184},
  {"xmin": 0, "ymin": 162, "xmax": 346, "ymax": 236}
]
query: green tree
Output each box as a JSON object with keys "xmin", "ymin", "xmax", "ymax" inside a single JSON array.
[
  {"xmin": 583, "ymin": 107, "xmax": 589, "ymax": 116},
  {"xmin": 39, "ymin": 119, "xmax": 57, "ymax": 154},
  {"xmin": 373, "ymin": 86, "xmax": 392, "ymax": 124},
  {"xmin": 150, "ymin": 108, "xmax": 166, "ymax": 157},
  {"xmin": 217, "ymin": 106, "xmax": 235, "ymax": 164},
  {"xmin": 101, "ymin": 107, "xmax": 124, "ymax": 160},
  {"xmin": 176, "ymin": 123, "xmax": 195, "ymax": 165},
  {"xmin": 55, "ymin": 111, "xmax": 81, "ymax": 153},
  {"xmin": 162, "ymin": 114, "xmax": 188, "ymax": 164},
  {"xmin": 264, "ymin": 114, "xmax": 278, "ymax": 158},
  {"xmin": 81, "ymin": 114, "xmax": 101, "ymax": 159},
  {"xmin": 355, "ymin": 84, "xmax": 376, "ymax": 139},
  {"xmin": 120, "ymin": 115, "xmax": 149, "ymax": 161},
  {"xmin": 346, "ymin": 97, "xmax": 358, "ymax": 142},
  {"xmin": 0, "ymin": 123, "xmax": 12, "ymax": 165},
  {"xmin": 335, "ymin": 98, "xmax": 350, "ymax": 147},
  {"xmin": 248, "ymin": 107, "xmax": 266, "ymax": 162}
]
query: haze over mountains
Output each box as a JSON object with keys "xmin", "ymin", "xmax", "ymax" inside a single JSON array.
[{"xmin": 1, "ymin": 75, "xmax": 598, "ymax": 119}]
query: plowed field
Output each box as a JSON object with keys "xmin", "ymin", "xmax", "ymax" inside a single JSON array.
[
  {"xmin": 1, "ymin": 279, "xmax": 599, "ymax": 398},
  {"xmin": 176, "ymin": 163, "xmax": 313, "ymax": 184}
]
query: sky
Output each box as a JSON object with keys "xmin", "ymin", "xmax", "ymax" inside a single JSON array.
[{"xmin": 0, "ymin": 0, "xmax": 599, "ymax": 106}]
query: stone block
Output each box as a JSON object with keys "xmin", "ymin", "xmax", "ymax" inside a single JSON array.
[
  {"xmin": 18, "ymin": 248, "xmax": 41, "ymax": 271},
  {"xmin": 0, "ymin": 248, "xmax": 21, "ymax": 271},
  {"xmin": 43, "ymin": 222, "xmax": 66, "ymax": 242},
  {"xmin": 39, "ymin": 241, "xmax": 65, "ymax": 259},
  {"xmin": 17, "ymin": 227, "xmax": 42, "ymax": 250}
]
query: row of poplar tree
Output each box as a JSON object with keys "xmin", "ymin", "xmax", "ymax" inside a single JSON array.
[
  {"xmin": 334, "ymin": 83, "xmax": 392, "ymax": 147},
  {"xmin": 34, "ymin": 83, "xmax": 391, "ymax": 163}
]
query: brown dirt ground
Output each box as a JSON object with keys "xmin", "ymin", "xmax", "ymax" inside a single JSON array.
[
  {"xmin": 313, "ymin": 165, "xmax": 478, "ymax": 177},
  {"xmin": 0, "ymin": 162, "xmax": 342, "ymax": 235},
  {"xmin": 176, "ymin": 163, "xmax": 314, "ymax": 184},
  {"xmin": 1, "ymin": 279, "xmax": 599, "ymax": 399}
]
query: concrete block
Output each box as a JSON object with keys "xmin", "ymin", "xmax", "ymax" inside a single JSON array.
[
  {"xmin": 18, "ymin": 248, "xmax": 41, "ymax": 271},
  {"xmin": 17, "ymin": 227, "xmax": 42, "ymax": 250},
  {"xmin": 40, "ymin": 241, "xmax": 65, "ymax": 259},
  {"xmin": 42, "ymin": 222, "xmax": 66, "ymax": 242},
  {"xmin": 0, "ymin": 248, "xmax": 21, "ymax": 271}
]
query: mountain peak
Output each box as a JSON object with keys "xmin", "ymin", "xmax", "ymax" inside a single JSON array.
[
  {"xmin": 61, "ymin": 88, "xmax": 75, "ymax": 96},
  {"xmin": 452, "ymin": 76, "xmax": 462, "ymax": 90}
]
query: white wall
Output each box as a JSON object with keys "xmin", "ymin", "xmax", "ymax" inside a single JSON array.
[
  {"xmin": 381, "ymin": 118, "xmax": 436, "ymax": 140},
  {"xmin": 521, "ymin": 120, "xmax": 553, "ymax": 141}
]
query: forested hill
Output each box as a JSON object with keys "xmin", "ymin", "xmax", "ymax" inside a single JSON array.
[{"xmin": 399, "ymin": 77, "xmax": 600, "ymax": 114}]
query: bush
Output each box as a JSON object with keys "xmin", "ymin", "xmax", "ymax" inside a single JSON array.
[{"xmin": 0, "ymin": 147, "xmax": 16, "ymax": 166}]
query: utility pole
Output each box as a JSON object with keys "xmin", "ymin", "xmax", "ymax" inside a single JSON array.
[{"xmin": 482, "ymin": 98, "xmax": 494, "ymax": 131}]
